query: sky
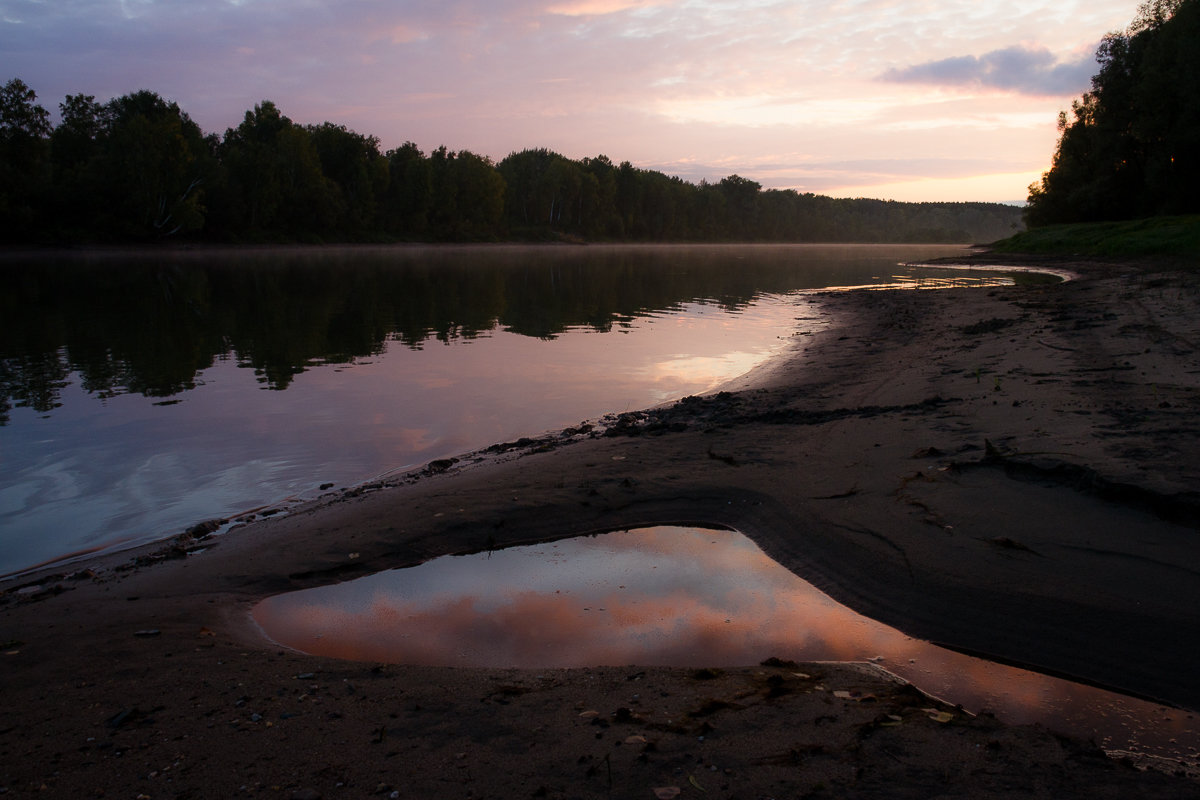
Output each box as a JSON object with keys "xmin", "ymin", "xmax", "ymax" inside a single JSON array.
[{"xmin": 0, "ymin": 0, "xmax": 1142, "ymax": 203}]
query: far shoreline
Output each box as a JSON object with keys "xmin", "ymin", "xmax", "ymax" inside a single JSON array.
[{"xmin": 0, "ymin": 238, "xmax": 991, "ymax": 258}]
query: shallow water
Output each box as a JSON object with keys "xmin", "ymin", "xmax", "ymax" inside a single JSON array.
[
  {"xmin": 252, "ymin": 526, "xmax": 1200, "ymax": 769},
  {"xmin": 1, "ymin": 244, "xmax": 1015, "ymax": 576}
]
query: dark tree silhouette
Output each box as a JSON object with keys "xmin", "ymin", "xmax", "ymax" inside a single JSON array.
[
  {"xmin": 0, "ymin": 78, "xmax": 52, "ymax": 240},
  {"xmin": 1, "ymin": 80, "xmax": 1024, "ymax": 244},
  {"xmin": 1026, "ymin": 0, "xmax": 1199, "ymax": 225}
]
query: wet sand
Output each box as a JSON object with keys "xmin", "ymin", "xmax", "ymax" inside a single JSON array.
[{"xmin": 3, "ymin": 251, "xmax": 1200, "ymax": 798}]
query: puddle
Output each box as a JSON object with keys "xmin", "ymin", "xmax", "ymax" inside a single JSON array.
[{"xmin": 252, "ymin": 526, "xmax": 1198, "ymax": 769}]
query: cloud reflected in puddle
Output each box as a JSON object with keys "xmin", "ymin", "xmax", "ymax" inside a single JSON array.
[{"xmin": 253, "ymin": 526, "xmax": 1198, "ymax": 766}]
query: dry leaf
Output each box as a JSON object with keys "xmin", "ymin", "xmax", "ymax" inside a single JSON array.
[
  {"xmin": 653, "ymin": 788, "xmax": 681, "ymax": 799},
  {"xmin": 928, "ymin": 711, "xmax": 954, "ymax": 723},
  {"xmin": 624, "ymin": 735, "xmax": 647, "ymax": 745}
]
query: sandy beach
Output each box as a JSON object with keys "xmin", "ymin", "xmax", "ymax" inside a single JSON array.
[{"xmin": 3, "ymin": 251, "xmax": 1200, "ymax": 798}]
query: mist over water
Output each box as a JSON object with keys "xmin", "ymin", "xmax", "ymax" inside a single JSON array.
[{"xmin": 1, "ymin": 244, "xmax": 1006, "ymax": 575}]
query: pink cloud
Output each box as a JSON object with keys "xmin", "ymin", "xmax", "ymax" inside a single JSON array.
[
  {"xmin": 0, "ymin": 0, "xmax": 1138, "ymax": 202},
  {"xmin": 547, "ymin": 0, "xmax": 669, "ymax": 15}
]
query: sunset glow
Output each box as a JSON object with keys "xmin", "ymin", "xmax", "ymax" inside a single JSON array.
[{"xmin": 1, "ymin": 1, "xmax": 1140, "ymax": 202}]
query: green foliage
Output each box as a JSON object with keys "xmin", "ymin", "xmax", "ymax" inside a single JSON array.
[
  {"xmin": 307, "ymin": 122, "xmax": 388, "ymax": 236},
  {"xmin": 994, "ymin": 214, "xmax": 1200, "ymax": 257},
  {"xmin": 429, "ymin": 148, "xmax": 506, "ymax": 239},
  {"xmin": 211, "ymin": 101, "xmax": 338, "ymax": 240},
  {"xmin": 380, "ymin": 142, "xmax": 433, "ymax": 237},
  {"xmin": 97, "ymin": 90, "xmax": 211, "ymax": 238},
  {"xmin": 0, "ymin": 78, "xmax": 51, "ymax": 139},
  {"xmin": 1026, "ymin": 0, "xmax": 1199, "ymax": 226},
  {"xmin": 0, "ymin": 78, "xmax": 52, "ymax": 240},
  {"xmin": 48, "ymin": 93, "xmax": 107, "ymax": 235}
]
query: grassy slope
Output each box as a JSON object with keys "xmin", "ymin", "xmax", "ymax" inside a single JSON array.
[{"xmin": 992, "ymin": 215, "xmax": 1200, "ymax": 258}]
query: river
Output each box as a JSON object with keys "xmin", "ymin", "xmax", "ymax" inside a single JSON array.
[{"xmin": 0, "ymin": 243, "xmax": 1013, "ymax": 576}]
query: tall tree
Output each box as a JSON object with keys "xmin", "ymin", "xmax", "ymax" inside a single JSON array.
[
  {"xmin": 47, "ymin": 94, "xmax": 108, "ymax": 238},
  {"xmin": 448, "ymin": 150, "xmax": 506, "ymax": 238},
  {"xmin": 0, "ymin": 78, "xmax": 52, "ymax": 240},
  {"xmin": 498, "ymin": 148, "xmax": 592, "ymax": 234},
  {"xmin": 380, "ymin": 142, "xmax": 433, "ymax": 237},
  {"xmin": 717, "ymin": 174, "xmax": 762, "ymax": 238},
  {"xmin": 307, "ymin": 122, "xmax": 389, "ymax": 236},
  {"xmin": 1026, "ymin": 0, "xmax": 1198, "ymax": 225},
  {"xmin": 429, "ymin": 147, "xmax": 506, "ymax": 239},
  {"xmin": 216, "ymin": 101, "xmax": 336, "ymax": 239},
  {"xmin": 579, "ymin": 155, "xmax": 620, "ymax": 237},
  {"xmin": 95, "ymin": 90, "xmax": 211, "ymax": 237}
]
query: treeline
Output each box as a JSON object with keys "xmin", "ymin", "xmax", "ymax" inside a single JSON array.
[
  {"xmin": 0, "ymin": 80, "xmax": 1023, "ymax": 244},
  {"xmin": 1026, "ymin": 0, "xmax": 1199, "ymax": 226}
]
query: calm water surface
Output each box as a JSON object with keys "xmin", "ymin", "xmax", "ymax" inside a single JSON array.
[
  {"xmin": 252, "ymin": 526, "xmax": 1200, "ymax": 769},
  {"xmin": 1, "ymin": 244, "xmax": 1010, "ymax": 575}
]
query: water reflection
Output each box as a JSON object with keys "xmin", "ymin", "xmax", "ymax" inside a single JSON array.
[
  {"xmin": 252, "ymin": 526, "xmax": 1199, "ymax": 767},
  {"xmin": 1, "ymin": 244, "xmax": 1022, "ymax": 575},
  {"xmin": 0, "ymin": 244, "xmax": 1000, "ymax": 419},
  {"xmin": 0, "ymin": 295, "xmax": 795, "ymax": 575}
]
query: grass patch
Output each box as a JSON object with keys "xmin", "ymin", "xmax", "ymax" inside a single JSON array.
[
  {"xmin": 1006, "ymin": 271, "xmax": 1065, "ymax": 287},
  {"xmin": 993, "ymin": 215, "xmax": 1200, "ymax": 258}
]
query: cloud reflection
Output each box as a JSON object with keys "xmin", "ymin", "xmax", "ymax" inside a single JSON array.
[
  {"xmin": 254, "ymin": 527, "xmax": 901, "ymax": 667},
  {"xmin": 253, "ymin": 526, "xmax": 1200, "ymax": 762}
]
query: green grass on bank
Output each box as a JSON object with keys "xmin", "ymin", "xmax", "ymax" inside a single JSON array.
[{"xmin": 992, "ymin": 215, "xmax": 1200, "ymax": 258}]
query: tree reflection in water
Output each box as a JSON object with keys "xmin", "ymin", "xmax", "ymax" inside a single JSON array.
[{"xmin": 2, "ymin": 244, "xmax": 1015, "ymax": 575}]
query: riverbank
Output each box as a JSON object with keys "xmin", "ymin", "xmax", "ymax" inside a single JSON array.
[{"xmin": 3, "ymin": 252, "xmax": 1199, "ymax": 797}]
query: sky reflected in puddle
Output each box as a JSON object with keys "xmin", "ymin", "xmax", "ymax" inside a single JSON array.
[{"xmin": 252, "ymin": 526, "xmax": 1199, "ymax": 767}]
